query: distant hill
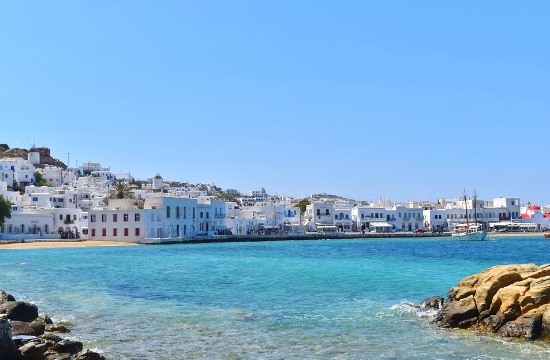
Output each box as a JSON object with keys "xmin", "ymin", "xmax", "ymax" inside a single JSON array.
[{"xmin": 0, "ymin": 146, "xmax": 67, "ymax": 168}]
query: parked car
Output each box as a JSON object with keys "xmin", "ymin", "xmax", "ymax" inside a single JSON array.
[{"xmin": 413, "ymin": 229, "xmax": 426, "ymax": 233}]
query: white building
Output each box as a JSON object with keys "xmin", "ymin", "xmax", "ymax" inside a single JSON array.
[
  {"xmin": 0, "ymin": 206, "xmax": 85, "ymax": 241},
  {"xmin": 88, "ymin": 197, "xmax": 228, "ymax": 242},
  {"xmin": 0, "ymin": 158, "xmax": 35, "ymax": 187},
  {"xmin": 519, "ymin": 205, "xmax": 550, "ymax": 230}
]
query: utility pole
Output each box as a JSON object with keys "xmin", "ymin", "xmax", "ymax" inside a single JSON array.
[{"xmin": 67, "ymin": 153, "xmax": 70, "ymax": 169}]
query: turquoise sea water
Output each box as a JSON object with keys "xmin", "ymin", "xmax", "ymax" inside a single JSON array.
[{"xmin": 2, "ymin": 236, "xmax": 550, "ymax": 359}]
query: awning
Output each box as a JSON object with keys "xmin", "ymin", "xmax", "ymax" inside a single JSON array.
[{"xmin": 370, "ymin": 222, "xmax": 392, "ymax": 227}]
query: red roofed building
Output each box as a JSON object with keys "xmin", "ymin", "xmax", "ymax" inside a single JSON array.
[{"xmin": 519, "ymin": 204, "xmax": 550, "ymax": 230}]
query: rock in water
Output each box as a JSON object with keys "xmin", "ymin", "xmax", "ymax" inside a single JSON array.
[
  {"xmin": 420, "ymin": 296, "xmax": 444, "ymax": 310},
  {"xmin": 0, "ymin": 301, "xmax": 39, "ymax": 322},
  {"xmin": 432, "ymin": 264, "xmax": 550, "ymax": 340}
]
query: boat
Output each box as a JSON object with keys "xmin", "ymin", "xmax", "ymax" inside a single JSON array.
[{"xmin": 451, "ymin": 191, "xmax": 488, "ymax": 241}]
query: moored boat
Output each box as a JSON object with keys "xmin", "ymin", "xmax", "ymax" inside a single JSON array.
[
  {"xmin": 452, "ymin": 225, "xmax": 488, "ymax": 241},
  {"xmin": 451, "ymin": 191, "xmax": 488, "ymax": 241}
]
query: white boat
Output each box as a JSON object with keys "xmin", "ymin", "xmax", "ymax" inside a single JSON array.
[
  {"xmin": 451, "ymin": 191, "xmax": 488, "ymax": 241},
  {"xmin": 452, "ymin": 225, "xmax": 488, "ymax": 241}
]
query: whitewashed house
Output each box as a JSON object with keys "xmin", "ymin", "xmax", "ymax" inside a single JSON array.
[
  {"xmin": 333, "ymin": 207, "xmax": 353, "ymax": 232},
  {"xmin": 88, "ymin": 197, "xmax": 228, "ymax": 242},
  {"xmin": 0, "ymin": 158, "xmax": 35, "ymax": 187}
]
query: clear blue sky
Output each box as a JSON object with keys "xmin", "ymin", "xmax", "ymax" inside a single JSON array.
[{"xmin": 1, "ymin": 1, "xmax": 548, "ymax": 203}]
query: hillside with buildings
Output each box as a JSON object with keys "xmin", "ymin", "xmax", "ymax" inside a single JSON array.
[{"xmin": 0, "ymin": 143, "xmax": 546, "ymax": 243}]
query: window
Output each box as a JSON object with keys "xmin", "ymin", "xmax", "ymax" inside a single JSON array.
[
  {"xmin": 124, "ymin": 214, "xmax": 129, "ymax": 222},
  {"xmin": 135, "ymin": 228, "xmax": 140, "ymax": 236},
  {"xmin": 200, "ymin": 212, "xmax": 203, "ymax": 219},
  {"xmin": 102, "ymin": 214, "xmax": 107, "ymax": 222},
  {"xmin": 176, "ymin": 207, "xmax": 180, "ymax": 218},
  {"xmin": 166, "ymin": 206, "xmax": 171, "ymax": 218},
  {"xmin": 32, "ymin": 197, "xmax": 38, "ymax": 202},
  {"xmin": 361, "ymin": 214, "xmax": 364, "ymax": 219},
  {"xmin": 124, "ymin": 228, "xmax": 129, "ymax": 236},
  {"xmin": 206, "ymin": 212, "xmax": 209, "ymax": 219},
  {"xmin": 59, "ymin": 214, "xmax": 63, "ymax": 220},
  {"xmin": 91, "ymin": 229, "xmax": 96, "ymax": 236},
  {"xmin": 184, "ymin": 207, "xmax": 187, "ymax": 218},
  {"xmin": 74, "ymin": 215, "xmax": 77, "ymax": 220},
  {"xmin": 90, "ymin": 215, "xmax": 96, "ymax": 222},
  {"xmin": 193, "ymin": 208, "xmax": 195, "ymax": 218},
  {"xmin": 317, "ymin": 209, "xmax": 321, "ymax": 216},
  {"xmin": 325, "ymin": 209, "xmax": 329, "ymax": 215},
  {"xmin": 113, "ymin": 214, "xmax": 118, "ymax": 222},
  {"xmin": 113, "ymin": 228, "xmax": 118, "ymax": 236},
  {"xmin": 102, "ymin": 228, "xmax": 106, "ymax": 236},
  {"xmin": 135, "ymin": 213, "xmax": 140, "ymax": 221}
]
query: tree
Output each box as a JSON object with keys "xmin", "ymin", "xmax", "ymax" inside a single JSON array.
[
  {"xmin": 34, "ymin": 171, "xmax": 48, "ymax": 186},
  {"xmin": 108, "ymin": 180, "xmax": 135, "ymax": 199},
  {"xmin": 294, "ymin": 198, "xmax": 310, "ymax": 213},
  {"xmin": 0, "ymin": 144, "xmax": 9, "ymax": 151},
  {"xmin": 0, "ymin": 195, "xmax": 11, "ymax": 227}
]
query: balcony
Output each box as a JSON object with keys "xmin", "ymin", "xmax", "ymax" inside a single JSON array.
[{"xmin": 215, "ymin": 213, "xmax": 226, "ymax": 218}]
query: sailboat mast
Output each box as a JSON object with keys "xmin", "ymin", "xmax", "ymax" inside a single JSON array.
[
  {"xmin": 464, "ymin": 193, "xmax": 469, "ymax": 228},
  {"xmin": 473, "ymin": 191, "xmax": 478, "ymax": 227}
]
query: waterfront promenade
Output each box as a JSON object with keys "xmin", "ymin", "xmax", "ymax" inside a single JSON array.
[{"xmin": 1, "ymin": 231, "xmax": 545, "ymax": 249}]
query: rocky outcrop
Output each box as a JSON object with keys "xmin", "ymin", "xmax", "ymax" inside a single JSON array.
[
  {"xmin": 432, "ymin": 264, "xmax": 550, "ymax": 340},
  {"xmin": 0, "ymin": 290, "xmax": 106, "ymax": 360}
]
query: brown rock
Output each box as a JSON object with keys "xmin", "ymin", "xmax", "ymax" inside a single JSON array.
[
  {"xmin": 11, "ymin": 320, "xmax": 45, "ymax": 336},
  {"xmin": 472, "ymin": 264, "xmax": 533, "ymax": 314},
  {"xmin": 76, "ymin": 349, "xmax": 107, "ymax": 360},
  {"xmin": 433, "ymin": 264, "xmax": 550, "ymax": 341},
  {"xmin": 518, "ymin": 276, "xmax": 550, "ymax": 313},
  {"xmin": 497, "ymin": 313, "xmax": 543, "ymax": 340},
  {"xmin": 18, "ymin": 341, "xmax": 49, "ymax": 360},
  {"xmin": 50, "ymin": 339, "xmax": 83, "ymax": 355},
  {"xmin": 433, "ymin": 295, "xmax": 478, "ymax": 328},
  {"xmin": 479, "ymin": 314, "xmax": 503, "ymax": 332},
  {"xmin": 541, "ymin": 305, "xmax": 550, "ymax": 339},
  {"xmin": 0, "ymin": 301, "xmax": 39, "ymax": 322},
  {"xmin": 45, "ymin": 324, "xmax": 71, "ymax": 333},
  {"xmin": 420, "ymin": 296, "xmax": 444, "ymax": 310},
  {"xmin": 0, "ymin": 291, "xmax": 16, "ymax": 303},
  {"xmin": 44, "ymin": 353, "xmax": 72, "ymax": 360}
]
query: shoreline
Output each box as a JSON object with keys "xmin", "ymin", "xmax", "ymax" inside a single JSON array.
[
  {"xmin": 0, "ymin": 240, "xmax": 138, "ymax": 249},
  {"xmin": 0, "ymin": 231, "xmax": 546, "ymax": 249}
]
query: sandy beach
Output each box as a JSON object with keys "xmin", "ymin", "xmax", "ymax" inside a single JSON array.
[
  {"xmin": 489, "ymin": 231, "xmax": 547, "ymax": 238},
  {"xmin": 0, "ymin": 240, "xmax": 138, "ymax": 250}
]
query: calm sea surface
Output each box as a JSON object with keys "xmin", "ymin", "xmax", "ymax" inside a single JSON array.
[{"xmin": 2, "ymin": 236, "xmax": 550, "ymax": 359}]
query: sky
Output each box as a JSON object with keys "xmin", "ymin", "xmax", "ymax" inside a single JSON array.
[{"xmin": 1, "ymin": 1, "xmax": 549, "ymax": 204}]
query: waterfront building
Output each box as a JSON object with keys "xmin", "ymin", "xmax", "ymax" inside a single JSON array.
[
  {"xmin": 518, "ymin": 205, "xmax": 550, "ymax": 230},
  {"xmin": 0, "ymin": 205, "xmax": 85, "ymax": 241},
  {"xmin": 444, "ymin": 197, "xmax": 521, "ymax": 231},
  {"xmin": 422, "ymin": 209, "xmax": 447, "ymax": 232},
  {"xmin": 388, "ymin": 205, "xmax": 424, "ymax": 232},
  {"xmin": 304, "ymin": 202, "xmax": 334, "ymax": 231},
  {"xmin": 88, "ymin": 197, "xmax": 228, "ymax": 242}
]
